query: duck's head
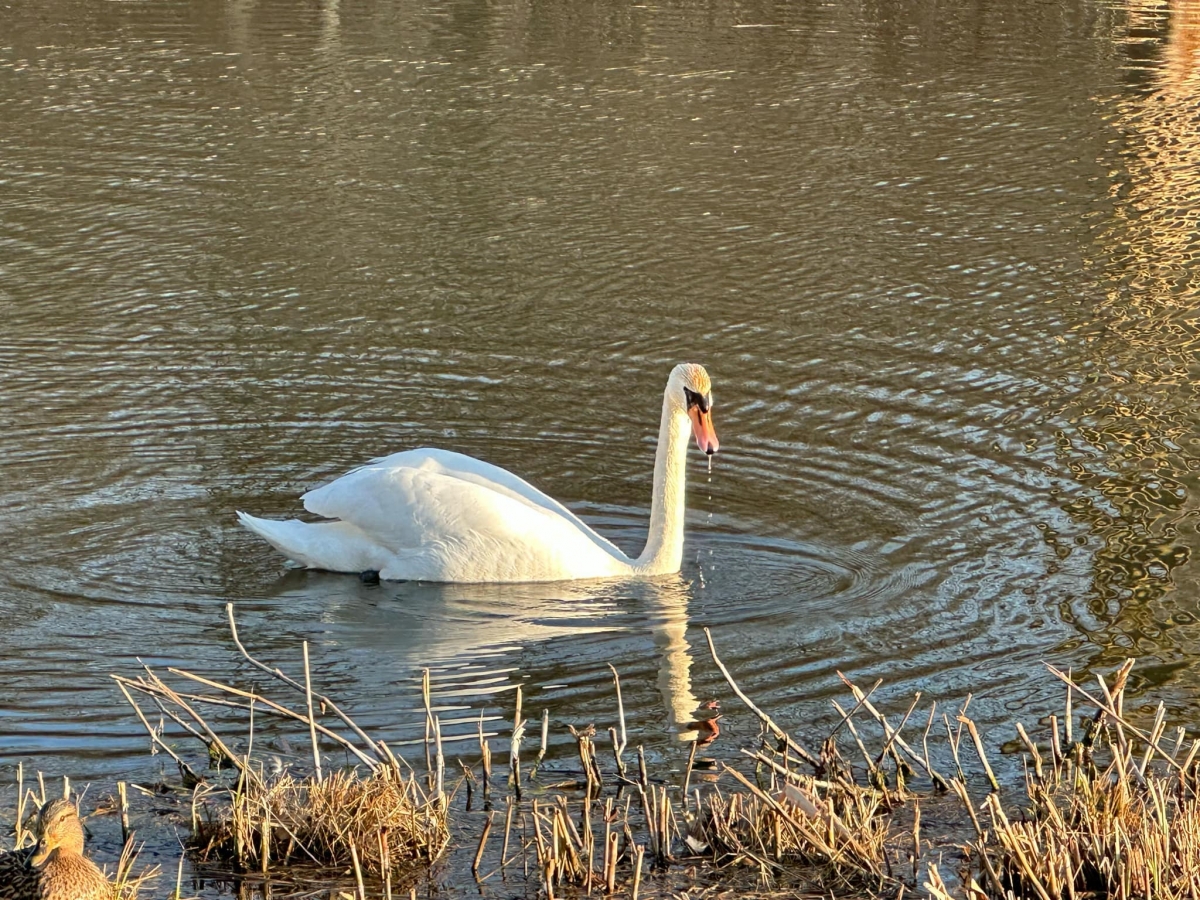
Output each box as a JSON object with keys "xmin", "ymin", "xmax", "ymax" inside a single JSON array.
[
  {"xmin": 31, "ymin": 798, "xmax": 86, "ymax": 866},
  {"xmin": 669, "ymin": 363, "xmax": 719, "ymax": 456}
]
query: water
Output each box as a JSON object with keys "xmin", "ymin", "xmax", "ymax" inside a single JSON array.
[{"xmin": 3, "ymin": 0, "xmax": 1200, "ymax": 887}]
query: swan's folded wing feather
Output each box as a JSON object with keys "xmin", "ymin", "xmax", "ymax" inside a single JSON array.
[{"xmin": 301, "ymin": 448, "xmax": 626, "ymax": 559}]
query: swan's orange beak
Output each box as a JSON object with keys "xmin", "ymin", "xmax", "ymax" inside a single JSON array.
[{"xmin": 688, "ymin": 406, "xmax": 719, "ymax": 456}]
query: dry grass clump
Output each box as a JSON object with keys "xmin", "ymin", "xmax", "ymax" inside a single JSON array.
[
  {"xmin": 696, "ymin": 773, "xmax": 890, "ymax": 892},
  {"xmin": 927, "ymin": 659, "xmax": 1200, "ymax": 900},
  {"xmin": 115, "ymin": 604, "xmax": 449, "ymax": 887},
  {"xmin": 980, "ymin": 767, "xmax": 1200, "ymax": 899},
  {"xmin": 192, "ymin": 766, "xmax": 447, "ymax": 876}
]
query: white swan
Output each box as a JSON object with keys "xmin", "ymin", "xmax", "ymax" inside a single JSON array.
[{"xmin": 237, "ymin": 363, "xmax": 719, "ymax": 583}]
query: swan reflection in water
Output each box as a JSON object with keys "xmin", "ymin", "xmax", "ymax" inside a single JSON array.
[{"xmin": 263, "ymin": 570, "xmax": 705, "ymax": 746}]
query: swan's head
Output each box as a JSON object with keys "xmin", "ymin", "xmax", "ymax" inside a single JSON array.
[{"xmin": 669, "ymin": 363, "xmax": 719, "ymax": 456}]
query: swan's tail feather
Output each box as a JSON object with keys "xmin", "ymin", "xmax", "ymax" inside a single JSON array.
[{"xmin": 236, "ymin": 511, "xmax": 384, "ymax": 574}]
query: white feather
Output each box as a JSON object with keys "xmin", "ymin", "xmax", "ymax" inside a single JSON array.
[{"xmin": 237, "ymin": 364, "xmax": 716, "ymax": 583}]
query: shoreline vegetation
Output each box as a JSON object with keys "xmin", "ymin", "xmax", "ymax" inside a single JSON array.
[{"xmin": 5, "ymin": 607, "xmax": 1200, "ymax": 899}]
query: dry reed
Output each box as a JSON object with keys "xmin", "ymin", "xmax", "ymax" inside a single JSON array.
[
  {"xmin": 190, "ymin": 766, "xmax": 446, "ymax": 875},
  {"xmin": 114, "ymin": 605, "xmax": 449, "ymax": 885},
  {"xmin": 935, "ymin": 658, "xmax": 1200, "ymax": 900},
  {"xmin": 111, "ymin": 837, "xmax": 162, "ymax": 900},
  {"xmin": 110, "ymin": 606, "xmax": 1200, "ymax": 900}
]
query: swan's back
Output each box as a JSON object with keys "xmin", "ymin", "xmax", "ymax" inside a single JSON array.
[{"xmin": 241, "ymin": 448, "xmax": 631, "ymax": 582}]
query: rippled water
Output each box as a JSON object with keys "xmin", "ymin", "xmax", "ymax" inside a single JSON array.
[{"xmin": 3, "ymin": 0, "xmax": 1200, "ymax": 887}]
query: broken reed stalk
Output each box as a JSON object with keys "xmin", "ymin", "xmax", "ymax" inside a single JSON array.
[
  {"xmin": 839, "ymin": 671, "xmax": 950, "ymax": 791},
  {"xmin": 501, "ymin": 799, "xmax": 515, "ymax": 869},
  {"xmin": 478, "ymin": 709, "xmax": 493, "ymax": 806},
  {"xmin": 118, "ymin": 782, "xmax": 131, "ymax": 845},
  {"xmin": 703, "ymin": 627, "xmax": 821, "ymax": 770},
  {"xmin": 472, "ymin": 810, "xmax": 494, "ymax": 875},
  {"xmin": 422, "ymin": 668, "xmax": 434, "ymax": 781},
  {"xmin": 459, "ymin": 760, "xmax": 475, "ymax": 809},
  {"xmin": 833, "ymin": 699, "xmax": 882, "ymax": 787},
  {"xmin": 15, "ymin": 761, "xmax": 24, "ymax": 847},
  {"xmin": 531, "ymin": 709, "xmax": 549, "ymax": 779},
  {"xmin": 1015, "ymin": 722, "xmax": 1044, "ymax": 780},
  {"xmin": 115, "ymin": 680, "xmax": 205, "ymax": 785},
  {"xmin": 875, "ymin": 691, "xmax": 922, "ymax": 770},
  {"xmin": 149, "ymin": 666, "xmax": 379, "ymax": 769},
  {"xmin": 433, "ymin": 716, "xmax": 445, "ymax": 806},
  {"xmin": 609, "ymin": 664, "xmax": 628, "ymax": 778},
  {"xmin": 511, "ymin": 686, "xmax": 525, "ymax": 799},
  {"xmin": 349, "ymin": 840, "xmax": 366, "ymax": 900},
  {"xmin": 682, "ymin": 740, "xmax": 699, "ymax": 800},
  {"xmin": 302, "ymin": 641, "xmax": 322, "ymax": 783},
  {"xmin": 957, "ymin": 709, "xmax": 999, "ymax": 792},
  {"xmin": 225, "ymin": 603, "xmax": 383, "ymax": 765},
  {"xmin": 379, "ymin": 828, "xmax": 393, "ymax": 900}
]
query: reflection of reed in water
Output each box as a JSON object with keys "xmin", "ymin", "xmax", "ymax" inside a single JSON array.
[{"xmin": 1059, "ymin": 1, "xmax": 1200, "ymax": 669}]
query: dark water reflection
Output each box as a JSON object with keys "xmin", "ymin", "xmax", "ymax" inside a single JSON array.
[{"xmin": 3, "ymin": 0, "xmax": 1200, "ymax": 887}]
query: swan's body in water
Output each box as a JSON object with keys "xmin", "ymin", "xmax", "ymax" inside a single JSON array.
[{"xmin": 237, "ymin": 363, "xmax": 719, "ymax": 583}]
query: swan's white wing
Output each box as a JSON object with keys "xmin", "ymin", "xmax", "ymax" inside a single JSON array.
[{"xmin": 301, "ymin": 448, "xmax": 627, "ymax": 560}]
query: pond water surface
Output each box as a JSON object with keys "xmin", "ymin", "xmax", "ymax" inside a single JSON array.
[{"xmin": 3, "ymin": 0, "xmax": 1200, "ymax": 889}]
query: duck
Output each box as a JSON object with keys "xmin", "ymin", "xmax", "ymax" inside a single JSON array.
[
  {"xmin": 0, "ymin": 798, "xmax": 112, "ymax": 900},
  {"xmin": 237, "ymin": 363, "xmax": 719, "ymax": 583}
]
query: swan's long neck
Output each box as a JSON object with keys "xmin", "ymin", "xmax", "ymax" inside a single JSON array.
[{"xmin": 634, "ymin": 390, "xmax": 691, "ymax": 574}]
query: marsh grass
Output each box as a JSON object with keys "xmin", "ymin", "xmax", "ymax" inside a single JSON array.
[
  {"xmin": 191, "ymin": 766, "xmax": 447, "ymax": 876},
  {"xmin": 112, "ymin": 605, "xmax": 1200, "ymax": 900},
  {"xmin": 514, "ymin": 650, "xmax": 1200, "ymax": 900},
  {"xmin": 111, "ymin": 837, "xmax": 162, "ymax": 900},
  {"xmin": 930, "ymin": 659, "xmax": 1200, "ymax": 900},
  {"xmin": 115, "ymin": 604, "xmax": 449, "ymax": 889}
]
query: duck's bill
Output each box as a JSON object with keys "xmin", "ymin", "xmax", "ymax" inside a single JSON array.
[{"xmin": 688, "ymin": 407, "xmax": 719, "ymax": 455}]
